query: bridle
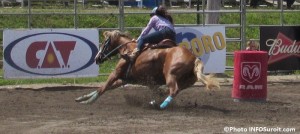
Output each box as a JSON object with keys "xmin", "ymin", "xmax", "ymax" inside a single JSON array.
[{"xmin": 95, "ymin": 37, "xmax": 134, "ymax": 64}]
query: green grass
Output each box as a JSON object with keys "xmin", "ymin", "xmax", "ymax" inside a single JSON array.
[{"xmin": 0, "ymin": 6, "xmax": 299, "ymax": 85}]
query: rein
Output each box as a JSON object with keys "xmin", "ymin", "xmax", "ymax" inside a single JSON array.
[{"xmin": 101, "ymin": 40, "xmax": 134, "ymax": 60}]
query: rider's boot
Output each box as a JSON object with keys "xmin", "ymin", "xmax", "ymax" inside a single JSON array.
[{"xmin": 129, "ymin": 48, "xmax": 140, "ymax": 61}]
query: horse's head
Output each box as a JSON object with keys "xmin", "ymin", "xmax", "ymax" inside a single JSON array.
[
  {"xmin": 95, "ymin": 30, "xmax": 133, "ymax": 64},
  {"xmin": 95, "ymin": 37, "xmax": 112, "ymax": 64}
]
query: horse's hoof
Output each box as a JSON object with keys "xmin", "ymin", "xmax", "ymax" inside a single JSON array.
[
  {"xmin": 149, "ymin": 100, "xmax": 160, "ymax": 110},
  {"xmin": 75, "ymin": 91, "xmax": 98, "ymax": 103},
  {"xmin": 75, "ymin": 98, "xmax": 84, "ymax": 102},
  {"xmin": 75, "ymin": 96, "xmax": 86, "ymax": 102},
  {"xmin": 149, "ymin": 100, "xmax": 156, "ymax": 105}
]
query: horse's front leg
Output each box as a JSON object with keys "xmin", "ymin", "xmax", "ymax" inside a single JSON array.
[
  {"xmin": 98, "ymin": 74, "xmax": 124, "ymax": 95},
  {"xmin": 75, "ymin": 77, "xmax": 124, "ymax": 104},
  {"xmin": 76, "ymin": 59, "xmax": 128, "ymax": 104}
]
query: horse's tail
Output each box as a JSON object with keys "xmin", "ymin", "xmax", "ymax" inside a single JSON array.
[{"xmin": 194, "ymin": 58, "xmax": 220, "ymax": 90}]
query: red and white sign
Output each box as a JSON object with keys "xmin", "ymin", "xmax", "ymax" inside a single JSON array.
[
  {"xmin": 232, "ymin": 51, "xmax": 268, "ymax": 101},
  {"xmin": 3, "ymin": 29, "xmax": 99, "ymax": 79}
]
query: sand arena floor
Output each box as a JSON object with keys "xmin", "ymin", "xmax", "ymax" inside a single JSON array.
[{"xmin": 0, "ymin": 75, "xmax": 299, "ymax": 134}]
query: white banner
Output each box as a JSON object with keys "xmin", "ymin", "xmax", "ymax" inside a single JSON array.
[
  {"xmin": 175, "ymin": 26, "xmax": 226, "ymax": 73},
  {"xmin": 3, "ymin": 29, "xmax": 99, "ymax": 79}
]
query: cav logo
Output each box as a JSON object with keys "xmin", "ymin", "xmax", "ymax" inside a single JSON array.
[
  {"xmin": 4, "ymin": 32, "xmax": 98, "ymax": 75},
  {"xmin": 26, "ymin": 41, "xmax": 76, "ymax": 69},
  {"xmin": 176, "ymin": 27, "xmax": 226, "ymax": 64}
]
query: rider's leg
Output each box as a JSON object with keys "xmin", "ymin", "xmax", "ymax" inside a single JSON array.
[
  {"xmin": 130, "ymin": 30, "xmax": 165, "ymax": 59},
  {"xmin": 137, "ymin": 27, "xmax": 176, "ymax": 51},
  {"xmin": 138, "ymin": 30, "xmax": 165, "ymax": 50},
  {"xmin": 163, "ymin": 27, "xmax": 176, "ymax": 42}
]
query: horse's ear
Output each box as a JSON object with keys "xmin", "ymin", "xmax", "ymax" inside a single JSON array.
[{"xmin": 103, "ymin": 31, "xmax": 110, "ymax": 39}]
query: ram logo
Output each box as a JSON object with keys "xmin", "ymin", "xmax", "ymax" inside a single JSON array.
[{"xmin": 241, "ymin": 62, "xmax": 261, "ymax": 83}]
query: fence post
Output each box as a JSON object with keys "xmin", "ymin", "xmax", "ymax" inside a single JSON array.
[
  {"xmin": 240, "ymin": 0, "xmax": 246, "ymax": 50},
  {"xmin": 279, "ymin": 0, "xmax": 284, "ymax": 26},
  {"xmin": 202, "ymin": 0, "xmax": 205, "ymax": 26},
  {"xmin": 28, "ymin": 0, "xmax": 32, "ymax": 29},
  {"xmin": 119, "ymin": 0, "xmax": 124, "ymax": 32},
  {"xmin": 74, "ymin": 0, "xmax": 78, "ymax": 28},
  {"xmin": 196, "ymin": 0, "xmax": 200, "ymax": 24}
]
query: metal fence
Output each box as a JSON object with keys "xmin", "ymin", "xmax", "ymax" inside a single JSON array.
[{"xmin": 1, "ymin": 0, "xmax": 299, "ymax": 71}]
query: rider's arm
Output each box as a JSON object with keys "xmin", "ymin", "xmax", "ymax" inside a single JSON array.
[{"xmin": 137, "ymin": 16, "xmax": 158, "ymax": 41}]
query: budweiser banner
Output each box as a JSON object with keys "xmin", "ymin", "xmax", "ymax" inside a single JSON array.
[{"xmin": 260, "ymin": 26, "xmax": 300, "ymax": 70}]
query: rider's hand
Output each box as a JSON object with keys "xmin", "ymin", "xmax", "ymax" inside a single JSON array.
[{"xmin": 132, "ymin": 38, "xmax": 137, "ymax": 42}]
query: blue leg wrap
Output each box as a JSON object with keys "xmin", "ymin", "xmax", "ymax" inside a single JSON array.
[{"xmin": 160, "ymin": 96, "xmax": 173, "ymax": 109}]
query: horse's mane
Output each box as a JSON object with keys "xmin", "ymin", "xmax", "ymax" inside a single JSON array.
[{"xmin": 103, "ymin": 30, "xmax": 132, "ymax": 40}]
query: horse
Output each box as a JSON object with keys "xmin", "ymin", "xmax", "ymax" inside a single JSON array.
[{"xmin": 75, "ymin": 30, "xmax": 220, "ymax": 109}]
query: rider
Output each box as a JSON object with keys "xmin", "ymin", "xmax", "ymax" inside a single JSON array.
[
  {"xmin": 246, "ymin": 41, "xmax": 259, "ymax": 51},
  {"xmin": 129, "ymin": 5, "xmax": 176, "ymax": 60}
]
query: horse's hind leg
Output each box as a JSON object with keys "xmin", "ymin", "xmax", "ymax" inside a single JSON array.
[{"xmin": 160, "ymin": 74, "xmax": 179, "ymax": 109}]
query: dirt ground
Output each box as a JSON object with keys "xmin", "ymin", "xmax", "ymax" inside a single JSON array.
[{"xmin": 0, "ymin": 76, "xmax": 299, "ymax": 134}]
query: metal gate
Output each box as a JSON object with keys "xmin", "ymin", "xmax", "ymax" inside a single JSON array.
[{"xmin": 0, "ymin": 0, "xmax": 299, "ymax": 71}]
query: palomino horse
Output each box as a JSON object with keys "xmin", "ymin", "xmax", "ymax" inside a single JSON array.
[{"xmin": 75, "ymin": 30, "xmax": 220, "ymax": 109}]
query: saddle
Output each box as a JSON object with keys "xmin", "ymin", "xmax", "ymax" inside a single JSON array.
[
  {"xmin": 147, "ymin": 39, "xmax": 177, "ymax": 49},
  {"xmin": 122, "ymin": 39, "xmax": 177, "ymax": 60},
  {"xmin": 121, "ymin": 39, "xmax": 177, "ymax": 79}
]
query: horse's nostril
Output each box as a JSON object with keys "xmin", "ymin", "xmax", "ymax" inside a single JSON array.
[
  {"xmin": 95, "ymin": 56, "xmax": 103, "ymax": 64},
  {"xmin": 95, "ymin": 60, "xmax": 100, "ymax": 65},
  {"xmin": 95, "ymin": 58, "xmax": 99, "ymax": 62}
]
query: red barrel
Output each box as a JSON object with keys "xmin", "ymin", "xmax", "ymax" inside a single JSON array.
[{"xmin": 232, "ymin": 51, "xmax": 268, "ymax": 101}]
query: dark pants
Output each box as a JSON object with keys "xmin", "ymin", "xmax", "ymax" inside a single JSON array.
[
  {"xmin": 249, "ymin": 0, "xmax": 259, "ymax": 8},
  {"xmin": 285, "ymin": 0, "xmax": 295, "ymax": 8},
  {"xmin": 137, "ymin": 27, "xmax": 176, "ymax": 51}
]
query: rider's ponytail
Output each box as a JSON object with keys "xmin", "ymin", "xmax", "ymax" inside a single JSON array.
[{"xmin": 156, "ymin": 6, "xmax": 174, "ymax": 24}]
